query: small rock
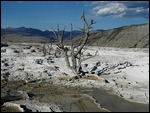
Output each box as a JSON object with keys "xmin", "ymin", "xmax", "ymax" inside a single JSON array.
[
  {"xmin": 48, "ymin": 74, "xmax": 52, "ymax": 76},
  {"xmin": 18, "ymin": 68, "xmax": 24, "ymax": 71},
  {"xmin": 91, "ymin": 71, "xmax": 95, "ymax": 74},
  {"xmin": 62, "ymin": 72, "xmax": 68, "ymax": 76},
  {"xmin": 91, "ymin": 66, "xmax": 97, "ymax": 72},
  {"xmin": 120, "ymin": 94, "xmax": 123, "ymax": 97},
  {"xmin": 4, "ymin": 62, "xmax": 9, "ymax": 67},
  {"xmin": 54, "ymin": 66, "xmax": 59, "ymax": 71},
  {"xmin": 84, "ymin": 64, "xmax": 88, "ymax": 67},
  {"xmin": 123, "ymin": 76, "xmax": 126, "ymax": 79},
  {"xmin": 14, "ymin": 50, "xmax": 20, "ymax": 53},
  {"xmin": 112, "ymin": 79, "xmax": 115, "ymax": 81},
  {"xmin": 114, "ymin": 71, "xmax": 121, "ymax": 74},
  {"xmin": 54, "ymin": 66, "xmax": 59, "ymax": 69},
  {"xmin": 43, "ymin": 70, "xmax": 48, "ymax": 73},
  {"xmin": 31, "ymin": 49, "xmax": 36, "ymax": 52},
  {"xmin": 104, "ymin": 79, "xmax": 109, "ymax": 83},
  {"xmin": 3, "ymin": 72, "xmax": 10, "ymax": 78},
  {"xmin": 26, "ymin": 46, "xmax": 32, "ymax": 49},
  {"xmin": 96, "ymin": 61, "xmax": 101, "ymax": 66},
  {"xmin": 74, "ymin": 76, "xmax": 80, "ymax": 79},
  {"xmin": 50, "ymin": 61, "xmax": 55, "ymax": 63},
  {"xmin": 35, "ymin": 59, "xmax": 43, "ymax": 65},
  {"xmin": 1, "ymin": 49, "xmax": 6, "ymax": 53}
]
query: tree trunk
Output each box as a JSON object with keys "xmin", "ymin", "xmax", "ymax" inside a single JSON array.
[{"xmin": 63, "ymin": 50, "xmax": 72, "ymax": 70}]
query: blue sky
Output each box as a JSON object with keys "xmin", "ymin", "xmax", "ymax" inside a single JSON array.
[{"xmin": 1, "ymin": 1, "xmax": 149, "ymax": 31}]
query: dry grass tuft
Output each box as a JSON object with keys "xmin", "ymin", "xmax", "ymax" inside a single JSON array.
[
  {"xmin": 56, "ymin": 76, "xmax": 71, "ymax": 81},
  {"xmin": 83, "ymin": 74, "xmax": 104, "ymax": 80}
]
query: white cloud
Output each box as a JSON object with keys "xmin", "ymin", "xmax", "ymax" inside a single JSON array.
[
  {"xmin": 90, "ymin": 1, "xmax": 149, "ymax": 18},
  {"xmin": 92, "ymin": 3, "xmax": 127, "ymax": 17}
]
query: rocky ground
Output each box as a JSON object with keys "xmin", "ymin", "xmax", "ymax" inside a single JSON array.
[{"xmin": 1, "ymin": 43, "xmax": 149, "ymax": 112}]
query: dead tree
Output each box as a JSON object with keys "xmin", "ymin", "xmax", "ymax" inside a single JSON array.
[{"xmin": 51, "ymin": 11, "xmax": 95, "ymax": 75}]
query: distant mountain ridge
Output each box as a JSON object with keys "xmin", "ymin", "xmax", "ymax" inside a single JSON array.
[
  {"xmin": 1, "ymin": 27, "xmax": 82, "ymax": 41},
  {"xmin": 1, "ymin": 23, "xmax": 149, "ymax": 48}
]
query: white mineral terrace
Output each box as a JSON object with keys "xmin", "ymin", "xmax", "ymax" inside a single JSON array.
[{"xmin": 1, "ymin": 43, "xmax": 149, "ymax": 104}]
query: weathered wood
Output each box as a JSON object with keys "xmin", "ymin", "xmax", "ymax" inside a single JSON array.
[{"xmin": 52, "ymin": 11, "xmax": 95, "ymax": 75}]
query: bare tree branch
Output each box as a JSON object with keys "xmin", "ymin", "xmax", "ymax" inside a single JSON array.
[
  {"xmin": 75, "ymin": 12, "xmax": 95, "ymax": 56},
  {"xmin": 51, "ymin": 27, "xmax": 59, "ymax": 40},
  {"xmin": 51, "ymin": 11, "xmax": 95, "ymax": 75}
]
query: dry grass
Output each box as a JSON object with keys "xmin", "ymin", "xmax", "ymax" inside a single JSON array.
[
  {"xmin": 83, "ymin": 74, "xmax": 104, "ymax": 80},
  {"xmin": 56, "ymin": 76, "xmax": 71, "ymax": 81}
]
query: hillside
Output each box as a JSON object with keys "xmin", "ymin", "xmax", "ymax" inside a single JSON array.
[
  {"xmin": 1, "ymin": 34, "xmax": 51, "ymax": 43},
  {"xmin": 86, "ymin": 23, "xmax": 149, "ymax": 48}
]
